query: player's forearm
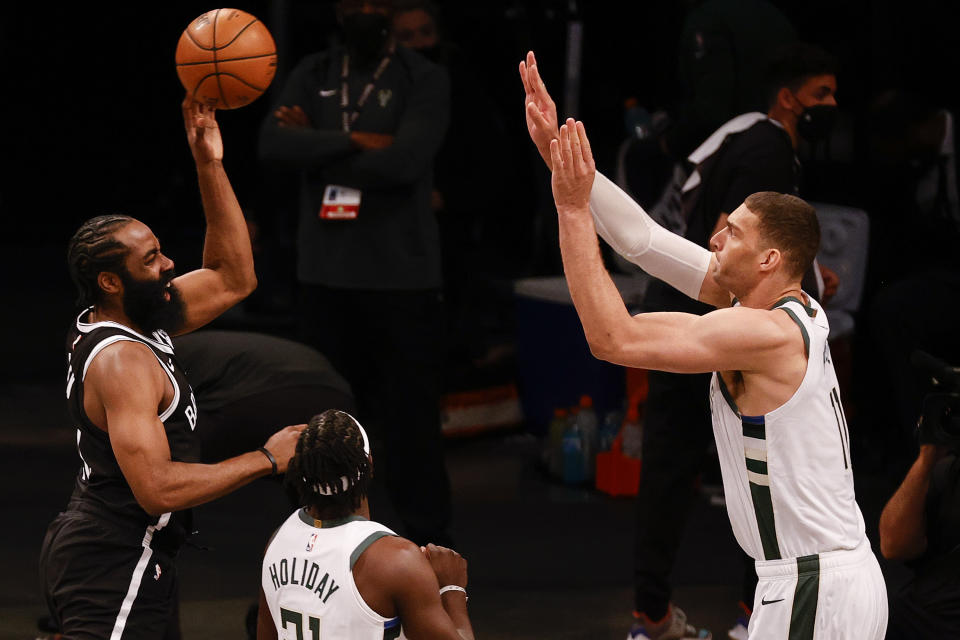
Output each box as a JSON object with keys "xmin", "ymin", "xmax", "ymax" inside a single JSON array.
[
  {"xmin": 136, "ymin": 450, "xmax": 274, "ymax": 515},
  {"xmin": 195, "ymin": 160, "xmax": 257, "ymax": 297},
  {"xmin": 878, "ymin": 451, "xmax": 935, "ymax": 559},
  {"xmin": 439, "ymin": 591, "xmax": 473, "ymax": 640},
  {"xmin": 558, "ymin": 208, "xmax": 638, "ymax": 364},
  {"xmin": 589, "ymin": 172, "xmax": 715, "ymax": 303}
]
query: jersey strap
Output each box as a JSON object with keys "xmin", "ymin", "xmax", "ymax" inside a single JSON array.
[{"xmin": 772, "ymin": 296, "xmax": 815, "ymax": 357}]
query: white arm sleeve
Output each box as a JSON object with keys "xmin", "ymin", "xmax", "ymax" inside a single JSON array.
[{"xmin": 589, "ymin": 171, "xmax": 713, "ymax": 300}]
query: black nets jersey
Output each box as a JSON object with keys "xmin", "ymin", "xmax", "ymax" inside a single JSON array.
[{"xmin": 64, "ymin": 308, "xmax": 200, "ymax": 540}]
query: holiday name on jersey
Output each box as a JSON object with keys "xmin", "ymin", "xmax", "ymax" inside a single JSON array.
[{"xmin": 267, "ymin": 556, "xmax": 340, "ymax": 603}]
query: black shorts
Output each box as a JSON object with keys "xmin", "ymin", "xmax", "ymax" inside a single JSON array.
[{"xmin": 40, "ymin": 509, "xmax": 180, "ymax": 640}]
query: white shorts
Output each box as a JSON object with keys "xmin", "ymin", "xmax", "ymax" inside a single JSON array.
[{"xmin": 749, "ymin": 537, "xmax": 888, "ymax": 640}]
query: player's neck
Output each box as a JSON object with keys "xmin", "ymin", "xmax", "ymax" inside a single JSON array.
[
  {"xmin": 88, "ymin": 304, "xmax": 144, "ymax": 334},
  {"xmin": 305, "ymin": 500, "xmax": 370, "ymax": 523},
  {"xmin": 737, "ymin": 282, "xmax": 805, "ymax": 310}
]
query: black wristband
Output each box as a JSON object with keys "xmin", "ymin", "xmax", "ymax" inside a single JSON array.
[{"xmin": 257, "ymin": 447, "xmax": 278, "ymax": 476}]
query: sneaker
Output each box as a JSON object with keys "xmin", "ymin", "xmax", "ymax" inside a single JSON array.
[
  {"xmin": 627, "ymin": 604, "xmax": 712, "ymax": 640},
  {"xmin": 727, "ymin": 601, "xmax": 751, "ymax": 640}
]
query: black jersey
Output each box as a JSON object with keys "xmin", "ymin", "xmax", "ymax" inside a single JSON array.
[{"xmin": 64, "ymin": 308, "xmax": 200, "ymax": 543}]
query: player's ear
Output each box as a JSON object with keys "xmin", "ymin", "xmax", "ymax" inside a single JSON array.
[
  {"xmin": 97, "ymin": 271, "xmax": 123, "ymax": 298},
  {"xmin": 759, "ymin": 248, "xmax": 781, "ymax": 273}
]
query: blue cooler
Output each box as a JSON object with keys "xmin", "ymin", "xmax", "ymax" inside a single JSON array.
[{"xmin": 513, "ymin": 275, "xmax": 646, "ymax": 436}]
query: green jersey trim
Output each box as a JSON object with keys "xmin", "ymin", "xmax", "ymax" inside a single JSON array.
[
  {"xmin": 773, "ymin": 296, "xmax": 817, "ymax": 317},
  {"xmin": 777, "ymin": 306, "xmax": 810, "ymax": 358},
  {"xmin": 788, "ymin": 554, "xmax": 820, "ymax": 640},
  {"xmin": 350, "ymin": 531, "xmax": 395, "ymax": 569}
]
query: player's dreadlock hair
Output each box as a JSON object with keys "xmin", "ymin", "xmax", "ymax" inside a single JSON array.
[
  {"xmin": 285, "ymin": 410, "xmax": 373, "ymax": 520},
  {"xmin": 66, "ymin": 215, "xmax": 135, "ymax": 309}
]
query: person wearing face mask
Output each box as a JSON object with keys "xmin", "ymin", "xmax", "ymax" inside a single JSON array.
[
  {"xmin": 637, "ymin": 42, "xmax": 840, "ymax": 640},
  {"xmin": 390, "ymin": 1, "xmax": 515, "ymax": 378},
  {"xmin": 258, "ymin": 0, "xmax": 454, "ymax": 550},
  {"xmin": 636, "ymin": 42, "xmax": 840, "ymax": 640}
]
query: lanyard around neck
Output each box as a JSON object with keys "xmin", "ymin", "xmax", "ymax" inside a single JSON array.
[{"xmin": 341, "ymin": 47, "xmax": 393, "ymax": 133}]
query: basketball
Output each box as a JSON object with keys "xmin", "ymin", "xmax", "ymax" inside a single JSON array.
[{"xmin": 175, "ymin": 8, "xmax": 277, "ymax": 110}]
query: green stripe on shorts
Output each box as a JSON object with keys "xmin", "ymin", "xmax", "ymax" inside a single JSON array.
[{"xmin": 788, "ymin": 554, "xmax": 820, "ymax": 640}]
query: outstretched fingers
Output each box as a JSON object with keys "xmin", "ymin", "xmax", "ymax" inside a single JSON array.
[
  {"xmin": 549, "ymin": 138, "xmax": 562, "ymax": 172},
  {"xmin": 575, "ymin": 120, "xmax": 594, "ymax": 170},
  {"xmin": 526, "ymin": 101, "xmax": 551, "ymax": 132}
]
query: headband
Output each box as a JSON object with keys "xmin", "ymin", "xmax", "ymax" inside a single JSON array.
[{"xmin": 310, "ymin": 412, "xmax": 371, "ymax": 496}]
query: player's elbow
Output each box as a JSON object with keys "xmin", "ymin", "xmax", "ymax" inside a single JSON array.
[
  {"xmin": 878, "ymin": 525, "xmax": 925, "ymax": 561},
  {"xmin": 134, "ymin": 490, "xmax": 172, "ymax": 517},
  {"xmin": 239, "ymin": 271, "xmax": 258, "ymax": 298},
  {"xmin": 585, "ymin": 331, "xmax": 624, "ymax": 364}
]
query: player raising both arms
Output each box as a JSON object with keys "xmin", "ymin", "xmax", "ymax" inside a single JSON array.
[{"xmin": 521, "ymin": 52, "xmax": 887, "ymax": 639}]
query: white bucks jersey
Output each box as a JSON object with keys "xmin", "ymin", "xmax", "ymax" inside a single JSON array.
[
  {"xmin": 709, "ymin": 295, "xmax": 865, "ymax": 561},
  {"xmin": 262, "ymin": 511, "xmax": 403, "ymax": 640}
]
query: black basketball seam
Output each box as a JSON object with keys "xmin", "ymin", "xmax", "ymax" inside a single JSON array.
[
  {"xmin": 190, "ymin": 72, "xmax": 269, "ymax": 95},
  {"xmin": 176, "ymin": 52, "xmax": 276, "ymax": 67},
  {"xmin": 213, "ymin": 9, "xmax": 227, "ymax": 108},
  {"xmin": 217, "ymin": 18, "xmax": 261, "ymax": 50},
  {"xmin": 216, "ymin": 72, "xmax": 270, "ymax": 92},
  {"xmin": 184, "ymin": 25, "xmax": 211, "ymax": 50},
  {"xmin": 182, "ymin": 15, "xmax": 263, "ymax": 51}
]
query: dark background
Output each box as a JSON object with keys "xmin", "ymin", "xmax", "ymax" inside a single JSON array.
[
  {"xmin": 2, "ymin": 0, "xmax": 957, "ymax": 381},
  {"xmin": 0, "ymin": 1, "xmax": 957, "ymax": 636}
]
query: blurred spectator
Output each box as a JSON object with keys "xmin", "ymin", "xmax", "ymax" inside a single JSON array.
[
  {"xmin": 392, "ymin": 0, "xmax": 515, "ymax": 385},
  {"xmin": 859, "ymin": 91, "xmax": 960, "ymax": 472},
  {"xmin": 258, "ymin": 0, "xmax": 453, "ymax": 547},
  {"xmin": 880, "ymin": 437, "xmax": 960, "ymax": 638},
  {"xmin": 661, "ymin": 0, "xmax": 797, "ymax": 161}
]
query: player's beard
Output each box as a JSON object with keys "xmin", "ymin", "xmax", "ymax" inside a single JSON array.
[{"xmin": 120, "ymin": 269, "xmax": 186, "ymax": 335}]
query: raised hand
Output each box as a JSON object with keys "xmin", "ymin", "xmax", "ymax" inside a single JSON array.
[
  {"xmin": 182, "ymin": 95, "xmax": 223, "ymax": 164},
  {"xmin": 519, "ymin": 50, "xmax": 560, "ymax": 169},
  {"xmin": 550, "ymin": 118, "xmax": 596, "ymax": 217}
]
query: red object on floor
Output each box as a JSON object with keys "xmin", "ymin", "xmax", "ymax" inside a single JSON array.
[{"xmin": 595, "ymin": 433, "xmax": 641, "ymax": 496}]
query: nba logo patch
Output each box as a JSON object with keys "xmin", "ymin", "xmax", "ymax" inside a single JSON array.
[
  {"xmin": 154, "ymin": 563, "xmax": 162, "ymax": 581},
  {"xmin": 306, "ymin": 533, "xmax": 318, "ymax": 552}
]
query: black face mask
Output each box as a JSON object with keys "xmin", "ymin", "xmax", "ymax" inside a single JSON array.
[
  {"xmin": 341, "ymin": 13, "xmax": 391, "ymax": 66},
  {"xmin": 120, "ymin": 268, "xmax": 186, "ymax": 335},
  {"xmin": 796, "ymin": 104, "xmax": 838, "ymax": 142},
  {"xmin": 416, "ymin": 45, "xmax": 444, "ymax": 64}
]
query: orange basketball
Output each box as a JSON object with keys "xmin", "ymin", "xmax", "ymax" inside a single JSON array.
[{"xmin": 175, "ymin": 8, "xmax": 277, "ymax": 109}]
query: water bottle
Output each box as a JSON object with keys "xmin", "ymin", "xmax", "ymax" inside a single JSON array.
[
  {"xmin": 621, "ymin": 405, "xmax": 644, "ymax": 460},
  {"xmin": 623, "ymin": 97, "xmax": 653, "ymax": 140},
  {"xmin": 562, "ymin": 418, "xmax": 586, "ymax": 486},
  {"xmin": 576, "ymin": 395, "xmax": 598, "ymax": 479},
  {"xmin": 599, "ymin": 407, "xmax": 623, "ymax": 452},
  {"xmin": 547, "ymin": 408, "xmax": 569, "ymax": 479}
]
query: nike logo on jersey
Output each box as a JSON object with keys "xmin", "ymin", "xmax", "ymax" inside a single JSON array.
[
  {"xmin": 761, "ymin": 596, "xmax": 784, "ymax": 605},
  {"xmin": 319, "ymin": 89, "xmax": 338, "ymax": 97}
]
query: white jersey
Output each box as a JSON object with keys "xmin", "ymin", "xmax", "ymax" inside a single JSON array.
[
  {"xmin": 262, "ymin": 510, "xmax": 403, "ymax": 640},
  {"xmin": 709, "ymin": 295, "xmax": 865, "ymax": 562}
]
